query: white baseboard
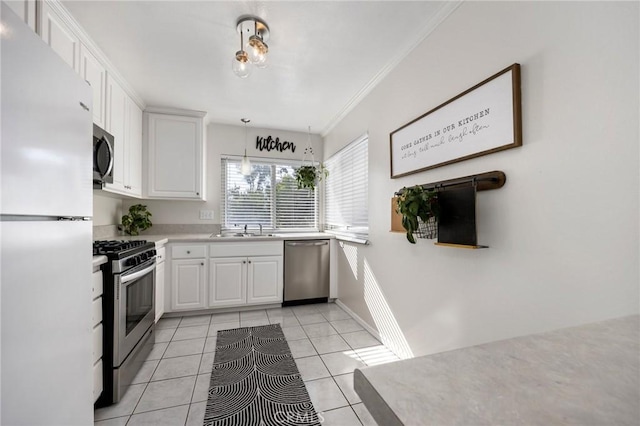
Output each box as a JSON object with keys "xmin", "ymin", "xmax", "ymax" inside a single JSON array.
[{"xmin": 334, "ymin": 299, "xmax": 382, "ymax": 342}]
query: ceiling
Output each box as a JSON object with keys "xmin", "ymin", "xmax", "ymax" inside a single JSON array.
[{"xmin": 63, "ymin": 1, "xmax": 458, "ymax": 135}]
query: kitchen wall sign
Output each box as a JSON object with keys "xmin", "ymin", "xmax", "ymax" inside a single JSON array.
[
  {"xmin": 256, "ymin": 135, "xmax": 296, "ymax": 153},
  {"xmin": 390, "ymin": 63, "xmax": 522, "ymax": 178}
]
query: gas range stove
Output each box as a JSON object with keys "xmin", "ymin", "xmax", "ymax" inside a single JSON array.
[
  {"xmin": 93, "ymin": 240, "xmax": 156, "ymax": 273},
  {"xmin": 93, "ymin": 239, "xmax": 157, "ymax": 407}
]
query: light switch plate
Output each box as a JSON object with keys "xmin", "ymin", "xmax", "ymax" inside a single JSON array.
[{"xmin": 199, "ymin": 210, "xmax": 215, "ymax": 220}]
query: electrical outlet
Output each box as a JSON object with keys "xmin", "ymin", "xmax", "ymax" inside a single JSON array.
[{"xmin": 199, "ymin": 210, "xmax": 215, "ymax": 220}]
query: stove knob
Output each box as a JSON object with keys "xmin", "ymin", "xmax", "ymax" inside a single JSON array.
[{"xmin": 151, "ymin": 249, "xmax": 157, "ymax": 257}]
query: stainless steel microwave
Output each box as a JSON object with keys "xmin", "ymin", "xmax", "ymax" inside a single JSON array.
[{"xmin": 93, "ymin": 124, "xmax": 114, "ymax": 188}]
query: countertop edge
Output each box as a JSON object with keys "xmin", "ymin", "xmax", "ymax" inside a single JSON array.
[{"xmin": 98, "ymin": 233, "xmax": 335, "ymax": 244}]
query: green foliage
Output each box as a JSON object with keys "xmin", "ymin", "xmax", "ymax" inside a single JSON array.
[
  {"xmin": 122, "ymin": 204, "xmax": 153, "ymax": 236},
  {"xmin": 396, "ymin": 186, "xmax": 438, "ymax": 244},
  {"xmin": 294, "ymin": 164, "xmax": 328, "ymax": 190}
]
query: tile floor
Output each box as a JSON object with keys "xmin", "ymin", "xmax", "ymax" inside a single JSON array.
[{"xmin": 94, "ymin": 302, "xmax": 399, "ymax": 425}]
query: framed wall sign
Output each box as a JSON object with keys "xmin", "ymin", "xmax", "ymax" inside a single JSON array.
[{"xmin": 390, "ymin": 63, "xmax": 522, "ymax": 178}]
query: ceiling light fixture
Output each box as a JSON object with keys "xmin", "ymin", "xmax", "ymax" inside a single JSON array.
[
  {"xmin": 232, "ymin": 16, "xmax": 270, "ymax": 78},
  {"xmin": 240, "ymin": 118, "xmax": 251, "ymax": 175}
]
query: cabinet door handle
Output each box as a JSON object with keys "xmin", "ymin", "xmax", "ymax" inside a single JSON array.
[
  {"xmin": 200, "ymin": 262, "xmax": 204, "ymax": 266},
  {"xmin": 243, "ymin": 260, "xmax": 246, "ymax": 264},
  {"xmin": 187, "ymin": 251, "xmax": 191, "ymax": 254},
  {"xmin": 248, "ymin": 260, "xmax": 251, "ymax": 264}
]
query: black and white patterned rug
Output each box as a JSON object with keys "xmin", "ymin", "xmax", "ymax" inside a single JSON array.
[{"xmin": 204, "ymin": 323, "xmax": 320, "ymax": 426}]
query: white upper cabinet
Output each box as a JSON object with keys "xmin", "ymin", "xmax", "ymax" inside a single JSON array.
[
  {"xmin": 104, "ymin": 75, "xmax": 142, "ymax": 198},
  {"xmin": 39, "ymin": 1, "xmax": 80, "ymax": 72},
  {"xmin": 105, "ymin": 75, "xmax": 127, "ymax": 193},
  {"xmin": 79, "ymin": 44, "xmax": 106, "ymax": 128},
  {"xmin": 4, "ymin": 0, "xmax": 37, "ymax": 31},
  {"xmin": 127, "ymin": 101, "xmax": 143, "ymax": 197},
  {"xmin": 145, "ymin": 109, "xmax": 206, "ymax": 200}
]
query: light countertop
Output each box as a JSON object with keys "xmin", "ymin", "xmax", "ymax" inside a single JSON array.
[
  {"xmin": 92, "ymin": 255, "xmax": 107, "ymax": 268},
  {"xmin": 354, "ymin": 315, "xmax": 639, "ymax": 426},
  {"xmin": 99, "ymin": 232, "xmax": 334, "ymax": 246}
]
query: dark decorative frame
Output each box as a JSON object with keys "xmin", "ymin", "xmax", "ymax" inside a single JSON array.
[{"xmin": 390, "ymin": 64, "xmax": 522, "ymax": 178}]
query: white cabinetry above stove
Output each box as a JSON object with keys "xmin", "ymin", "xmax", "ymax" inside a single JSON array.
[
  {"xmin": 144, "ymin": 108, "xmax": 206, "ymax": 201},
  {"xmin": 104, "ymin": 76, "xmax": 142, "ymax": 198}
]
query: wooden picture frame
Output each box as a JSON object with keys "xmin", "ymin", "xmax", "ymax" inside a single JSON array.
[{"xmin": 390, "ymin": 64, "xmax": 522, "ymax": 178}]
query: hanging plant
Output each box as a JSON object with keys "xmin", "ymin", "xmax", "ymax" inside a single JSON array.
[
  {"xmin": 396, "ymin": 186, "xmax": 438, "ymax": 244},
  {"xmin": 294, "ymin": 125, "xmax": 328, "ymax": 190},
  {"xmin": 294, "ymin": 164, "xmax": 328, "ymax": 190},
  {"xmin": 122, "ymin": 204, "xmax": 153, "ymax": 236}
]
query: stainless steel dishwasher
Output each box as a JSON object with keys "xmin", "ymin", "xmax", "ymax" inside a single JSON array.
[{"xmin": 284, "ymin": 240, "xmax": 330, "ymax": 305}]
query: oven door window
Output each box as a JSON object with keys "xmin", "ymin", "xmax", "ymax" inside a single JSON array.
[{"xmin": 125, "ymin": 267, "xmax": 154, "ymax": 335}]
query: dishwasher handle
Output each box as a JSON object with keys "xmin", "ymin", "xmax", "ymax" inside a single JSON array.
[{"xmin": 285, "ymin": 241, "xmax": 329, "ymax": 247}]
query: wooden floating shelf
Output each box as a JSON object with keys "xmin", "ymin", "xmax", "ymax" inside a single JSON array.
[
  {"xmin": 434, "ymin": 243, "xmax": 488, "ymax": 249},
  {"xmin": 395, "ymin": 170, "xmax": 506, "ymax": 195}
]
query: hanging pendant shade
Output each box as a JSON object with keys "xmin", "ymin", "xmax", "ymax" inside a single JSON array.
[{"xmin": 241, "ymin": 118, "xmax": 251, "ymax": 176}]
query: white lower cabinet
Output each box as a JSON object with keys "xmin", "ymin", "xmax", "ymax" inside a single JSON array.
[
  {"xmin": 209, "ymin": 257, "xmax": 247, "ymax": 307},
  {"xmin": 168, "ymin": 241, "xmax": 283, "ymax": 313},
  {"xmin": 155, "ymin": 245, "xmax": 166, "ymax": 321},
  {"xmin": 171, "ymin": 258, "xmax": 206, "ymax": 311},
  {"xmin": 246, "ymin": 256, "xmax": 283, "ymax": 304},
  {"xmin": 91, "ymin": 265, "xmax": 104, "ymax": 403},
  {"xmin": 208, "ymin": 255, "xmax": 282, "ymax": 308}
]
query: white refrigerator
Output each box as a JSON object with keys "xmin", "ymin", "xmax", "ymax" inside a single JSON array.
[{"xmin": 1, "ymin": 4, "xmax": 94, "ymax": 425}]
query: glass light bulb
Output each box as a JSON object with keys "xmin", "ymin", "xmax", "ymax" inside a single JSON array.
[
  {"xmin": 245, "ymin": 36, "xmax": 268, "ymax": 67},
  {"xmin": 241, "ymin": 154, "xmax": 251, "ymax": 175},
  {"xmin": 232, "ymin": 50, "xmax": 251, "ymax": 78}
]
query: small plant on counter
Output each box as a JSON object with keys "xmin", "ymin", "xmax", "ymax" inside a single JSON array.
[
  {"xmin": 294, "ymin": 164, "xmax": 328, "ymax": 190},
  {"xmin": 396, "ymin": 185, "xmax": 438, "ymax": 244},
  {"xmin": 121, "ymin": 204, "xmax": 153, "ymax": 236}
]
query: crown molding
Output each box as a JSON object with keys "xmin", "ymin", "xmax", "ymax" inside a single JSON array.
[{"xmin": 320, "ymin": 1, "xmax": 463, "ymax": 137}]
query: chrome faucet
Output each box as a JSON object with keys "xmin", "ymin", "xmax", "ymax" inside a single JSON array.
[
  {"xmin": 243, "ymin": 224, "xmax": 248, "ymax": 234},
  {"xmin": 259, "ymin": 224, "xmax": 263, "ymax": 236}
]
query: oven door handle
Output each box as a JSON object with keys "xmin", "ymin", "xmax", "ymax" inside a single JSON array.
[{"xmin": 121, "ymin": 261, "xmax": 156, "ymax": 285}]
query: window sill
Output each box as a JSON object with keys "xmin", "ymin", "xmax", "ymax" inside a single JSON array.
[{"xmin": 325, "ymin": 231, "xmax": 369, "ymax": 245}]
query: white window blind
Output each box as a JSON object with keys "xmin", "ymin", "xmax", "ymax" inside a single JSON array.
[
  {"xmin": 324, "ymin": 134, "xmax": 368, "ymax": 239},
  {"xmin": 221, "ymin": 157, "xmax": 318, "ymax": 231}
]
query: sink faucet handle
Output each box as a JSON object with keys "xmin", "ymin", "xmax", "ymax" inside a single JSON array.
[
  {"xmin": 259, "ymin": 224, "xmax": 263, "ymax": 235},
  {"xmin": 244, "ymin": 224, "xmax": 248, "ymax": 233}
]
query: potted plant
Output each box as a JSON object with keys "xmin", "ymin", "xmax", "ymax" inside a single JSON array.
[
  {"xmin": 121, "ymin": 204, "xmax": 153, "ymax": 236},
  {"xmin": 396, "ymin": 186, "xmax": 438, "ymax": 244},
  {"xmin": 294, "ymin": 164, "xmax": 328, "ymax": 190}
]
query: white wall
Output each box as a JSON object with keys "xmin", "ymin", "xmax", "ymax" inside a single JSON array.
[
  {"xmin": 93, "ymin": 192, "xmax": 122, "ymax": 225},
  {"xmin": 123, "ymin": 123, "xmax": 323, "ymax": 224},
  {"xmin": 324, "ymin": 1, "xmax": 639, "ymax": 357}
]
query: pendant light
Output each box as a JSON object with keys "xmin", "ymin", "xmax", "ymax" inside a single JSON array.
[
  {"xmin": 232, "ymin": 29, "xmax": 251, "ymax": 78},
  {"xmin": 240, "ymin": 118, "xmax": 251, "ymax": 175},
  {"xmin": 246, "ymin": 20, "xmax": 268, "ymax": 68},
  {"xmin": 233, "ymin": 16, "xmax": 270, "ymax": 78}
]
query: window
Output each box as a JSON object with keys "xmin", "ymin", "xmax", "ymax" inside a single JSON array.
[
  {"xmin": 324, "ymin": 134, "xmax": 368, "ymax": 240},
  {"xmin": 221, "ymin": 157, "xmax": 318, "ymax": 231}
]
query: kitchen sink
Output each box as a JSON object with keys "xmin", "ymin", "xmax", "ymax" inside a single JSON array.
[{"xmin": 209, "ymin": 233, "xmax": 276, "ymax": 238}]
